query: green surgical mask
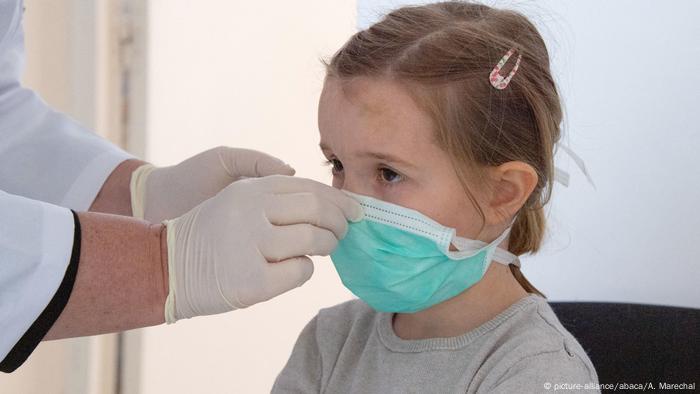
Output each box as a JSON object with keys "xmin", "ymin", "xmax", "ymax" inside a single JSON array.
[{"xmin": 330, "ymin": 191, "xmax": 519, "ymax": 313}]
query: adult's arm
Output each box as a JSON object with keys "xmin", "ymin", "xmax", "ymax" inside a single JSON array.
[
  {"xmin": 1, "ymin": 174, "xmax": 364, "ymax": 373},
  {"xmin": 0, "ymin": 192, "xmax": 167, "ymax": 373},
  {"xmin": 88, "ymin": 159, "xmax": 146, "ymax": 216},
  {"xmin": 44, "ymin": 211, "xmax": 168, "ymax": 340}
]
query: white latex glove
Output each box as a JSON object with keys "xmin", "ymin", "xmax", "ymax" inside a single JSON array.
[
  {"xmin": 130, "ymin": 146, "xmax": 295, "ymax": 222},
  {"xmin": 163, "ymin": 175, "xmax": 364, "ymax": 323}
]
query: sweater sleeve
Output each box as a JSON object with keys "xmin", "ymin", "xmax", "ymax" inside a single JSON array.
[{"xmin": 271, "ymin": 315, "xmax": 323, "ymax": 393}]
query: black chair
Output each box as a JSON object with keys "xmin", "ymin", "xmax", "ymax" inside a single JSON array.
[{"xmin": 549, "ymin": 302, "xmax": 699, "ymax": 390}]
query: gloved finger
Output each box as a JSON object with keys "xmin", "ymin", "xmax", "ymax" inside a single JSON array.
[
  {"xmin": 259, "ymin": 175, "xmax": 363, "ymax": 222},
  {"xmin": 217, "ymin": 147, "xmax": 295, "ymax": 178},
  {"xmin": 265, "ymin": 192, "xmax": 349, "ymax": 239},
  {"xmin": 262, "ymin": 256, "xmax": 314, "ymax": 300},
  {"xmin": 259, "ymin": 224, "xmax": 338, "ymax": 262}
]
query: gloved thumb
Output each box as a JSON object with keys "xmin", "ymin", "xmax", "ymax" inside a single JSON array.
[
  {"xmin": 218, "ymin": 147, "xmax": 295, "ymax": 179},
  {"xmin": 263, "ymin": 256, "xmax": 314, "ymax": 299}
]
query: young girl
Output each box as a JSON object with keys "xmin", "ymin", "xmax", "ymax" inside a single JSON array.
[{"xmin": 273, "ymin": 2, "xmax": 598, "ymax": 393}]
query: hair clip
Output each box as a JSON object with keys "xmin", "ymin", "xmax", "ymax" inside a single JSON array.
[{"xmin": 489, "ymin": 48, "xmax": 522, "ymax": 90}]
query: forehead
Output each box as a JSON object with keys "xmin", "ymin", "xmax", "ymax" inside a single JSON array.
[{"xmin": 319, "ymin": 77, "xmax": 435, "ymax": 149}]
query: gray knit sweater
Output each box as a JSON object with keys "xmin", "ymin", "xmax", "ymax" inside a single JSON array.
[{"xmin": 272, "ymin": 294, "xmax": 599, "ymax": 393}]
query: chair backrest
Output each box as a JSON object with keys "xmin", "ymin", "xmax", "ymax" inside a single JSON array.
[{"xmin": 548, "ymin": 302, "xmax": 699, "ymax": 387}]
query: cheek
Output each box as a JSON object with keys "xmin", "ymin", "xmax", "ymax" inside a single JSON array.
[
  {"xmin": 412, "ymin": 173, "xmax": 486, "ymax": 239},
  {"xmin": 442, "ymin": 197, "xmax": 485, "ymax": 239}
]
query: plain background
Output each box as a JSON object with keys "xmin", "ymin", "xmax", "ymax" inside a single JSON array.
[{"xmin": 1, "ymin": 1, "xmax": 698, "ymax": 393}]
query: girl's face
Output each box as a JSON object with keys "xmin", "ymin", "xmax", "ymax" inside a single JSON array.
[{"xmin": 318, "ymin": 77, "xmax": 491, "ymax": 240}]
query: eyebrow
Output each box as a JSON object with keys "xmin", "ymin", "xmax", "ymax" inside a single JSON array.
[{"xmin": 319, "ymin": 143, "xmax": 416, "ymax": 169}]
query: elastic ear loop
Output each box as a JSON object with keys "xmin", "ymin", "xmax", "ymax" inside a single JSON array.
[
  {"xmin": 555, "ymin": 143, "xmax": 596, "ymax": 189},
  {"xmin": 447, "ymin": 218, "xmax": 517, "ymax": 264}
]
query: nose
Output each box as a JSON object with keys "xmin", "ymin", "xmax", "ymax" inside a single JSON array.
[{"xmin": 337, "ymin": 173, "xmax": 371, "ymax": 197}]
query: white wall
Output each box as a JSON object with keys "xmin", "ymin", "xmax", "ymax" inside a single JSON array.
[
  {"xmin": 132, "ymin": 1, "xmax": 357, "ymax": 393},
  {"xmin": 358, "ymin": 0, "xmax": 700, "ymax": 308}
]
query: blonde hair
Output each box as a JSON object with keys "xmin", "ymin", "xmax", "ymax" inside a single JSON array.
[{"xmin": 325, "ymin": 1, "xmax": 563, "ymax": 297}]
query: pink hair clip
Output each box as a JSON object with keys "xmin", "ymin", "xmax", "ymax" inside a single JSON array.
[{"xmin": 489, "ymin": 48, "xmax": 522, "ymax": 90}]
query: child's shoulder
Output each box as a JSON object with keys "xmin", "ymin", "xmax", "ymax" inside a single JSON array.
[
  {"xmin": 509, "ymin": 295, "xmax": 592, "ymax": 357},
  {"xmin": 485, "ymin": 295, "xmax": 599, "ymax": 384},
  {"xmin": 316, "ymin": 298, "xmax": 378, "ymax": 334},
  {"xmin": 293, "ymin": 299, "xmax": 379, "ymax": 368}
]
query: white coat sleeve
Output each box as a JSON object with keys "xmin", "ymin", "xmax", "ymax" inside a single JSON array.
[
  {"xmin": 0, "ymin": 191, "xmax": 80, "ymax": 373},
  {"xmin": 0, "ymin": 0, "xmax": 133, "ymax": 211}
]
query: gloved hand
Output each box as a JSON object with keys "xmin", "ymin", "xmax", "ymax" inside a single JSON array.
[
  {"xmin": 162, "ymin": 175, "xmax": 364, "ymax": 323},
  {"xmin": 130, "ymin": 146, "xmax": 295, "ymax": 222}
]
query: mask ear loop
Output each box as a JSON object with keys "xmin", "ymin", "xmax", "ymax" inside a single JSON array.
[
  {"xmin": 555, "ymin": 143, "xmax": 596, "ymax": 189},
  {"xmin": 447, "ymin": 218, "xmax": 518, "ymax": 264},
  {"xmin": 448, "ymin": 144, "xmax": 594, "ymax": 265}
]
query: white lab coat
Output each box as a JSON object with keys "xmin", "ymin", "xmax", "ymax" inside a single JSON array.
[{"xmin": 0, "ymin": 0, "xmax": 132, "ymax": 363}]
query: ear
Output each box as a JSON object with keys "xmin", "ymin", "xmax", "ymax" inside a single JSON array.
[{"xmin": 484, "ymin": 161, "xmax": 538, "ymax": 225}]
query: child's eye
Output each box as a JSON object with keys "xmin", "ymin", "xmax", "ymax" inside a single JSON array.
[{"xmin": 379, "ymin": 167, "xmax": 402, "ymax": 184}]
